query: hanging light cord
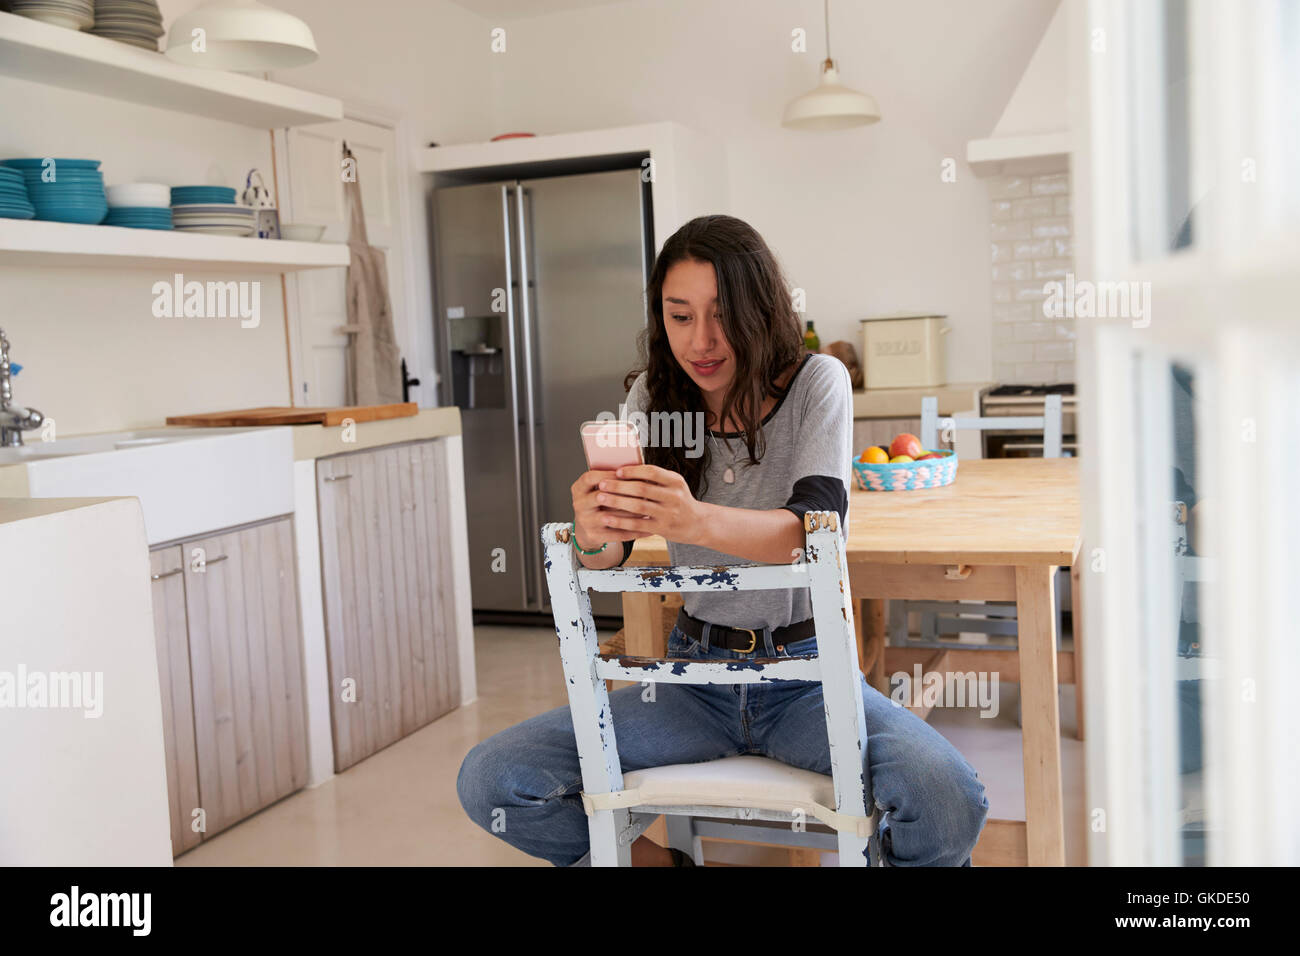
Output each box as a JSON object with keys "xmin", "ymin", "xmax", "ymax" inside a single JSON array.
[{"xmin": 824, "ymin": 0, "xmax": 832, "ymax": 63}]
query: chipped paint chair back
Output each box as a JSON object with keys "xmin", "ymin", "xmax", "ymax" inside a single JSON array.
[{"xmin": 540, "ymin": 511, "xmax": 882, "ymax": 866}]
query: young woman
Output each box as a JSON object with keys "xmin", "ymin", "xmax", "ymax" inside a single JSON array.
[{"xmin": 458, "ymin": 214, "xmax": 988, "ymax": 866}]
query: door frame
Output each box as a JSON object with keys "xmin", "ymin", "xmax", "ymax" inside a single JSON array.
[
  {"xmin": 274, "ymin": 98, "xmax": 433, "ymax": 407},
  {"xmin": 1073, "ymin": 0, "xmax": 1300, "ymax": 865}
]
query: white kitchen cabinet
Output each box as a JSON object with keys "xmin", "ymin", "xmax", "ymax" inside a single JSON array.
[{"xmin": 315, "ymin": 439, "xmax": 461, "ymax": 772}]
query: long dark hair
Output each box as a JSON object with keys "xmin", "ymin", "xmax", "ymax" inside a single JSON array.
[{"xmin": 624, "ymin": 214, "xmax": 805, "ymax": 497}]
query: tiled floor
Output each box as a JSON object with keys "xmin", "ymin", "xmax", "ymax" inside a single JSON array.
[{"xmin": 177, "ymin": 624, "xmax": 1086, "ymax": 866}]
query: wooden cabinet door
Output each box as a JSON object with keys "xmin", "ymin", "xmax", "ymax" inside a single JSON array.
[
  {"xmin": 409, "ymin": 440, "xmax": 461, "ymax": 722},
  {"xmin": 149, "ymin": 546, "xmax": 202, "ymax": 856},
  {"xmin": 184, "ymin": 518, "xmax": 308, "ymax": 837},
  {"xmin": 317, "ymin": 439, "xmax": 461, "ymax": 771}
]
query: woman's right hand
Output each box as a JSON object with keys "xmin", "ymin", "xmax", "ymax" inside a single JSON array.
[{"xmin": 571, "ymin": 469, "xmax": 649, "ymax": 550}]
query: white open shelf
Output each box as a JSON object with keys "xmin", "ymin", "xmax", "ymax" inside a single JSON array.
[
  {"xmin": 0, "ymin": 218, "xmax": 349, "ymax": 273},
  {"xmin": 0, "ymin": 11, "xmax": 342, "ymax": 128}
]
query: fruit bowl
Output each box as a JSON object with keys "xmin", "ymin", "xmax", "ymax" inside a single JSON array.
[{"xmin": 853, "ymin": 449, "xmax": 958, "ymax": 491}]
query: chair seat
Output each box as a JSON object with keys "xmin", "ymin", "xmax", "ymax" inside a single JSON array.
[{"xmin": 609, "ymin": 755, "xmax": 838, "ymax": 819}]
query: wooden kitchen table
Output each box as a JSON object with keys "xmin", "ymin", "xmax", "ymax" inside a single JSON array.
[{"xmin": 622, "ymin": 458, "xmax": 1081, "ymax": 867}]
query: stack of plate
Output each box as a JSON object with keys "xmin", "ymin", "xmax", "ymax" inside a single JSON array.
[
  {"xmin": 104, "ymin": 182, "xmax": 172, "ymax": 229},
  {"xmin": 11, "ymin": 0, "xmax": 94, "ymax": 31},
  {"xmin": 171, "ymin": 185, "xmax": 254, "ymax": 236},
  {"xmin": 0, "ymin": 158, "xmax": 107, "ymax": 224},
  {"xmin": 0, "ymin": 168, "xmax": 36, "ymax": 221},
  {"xmin": 89, "ymin": 0, "xmax": 165, "ymax": 51}
]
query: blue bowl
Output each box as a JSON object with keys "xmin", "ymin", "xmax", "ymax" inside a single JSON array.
[
  {"xmin": 0, "ymin": 158, "xmax": 102, "ymax": 170},
  {"xmin": 34, "ymin": 205, "xmax": 107, "ymax": 224},
  {"xmin": 105, "ymin": 215, "xmax": 172, "ymax": 226},
  {"xmin": 23, "ymin": 177, "xmax": 105, "ymax": 187},
  {"xmin": 32, "ymin": 197, "xmax": 108, "ymax": 208}
]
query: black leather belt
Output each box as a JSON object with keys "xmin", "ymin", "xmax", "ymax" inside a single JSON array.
[{"xmin": 674, "ymin": 609, "xmax": 816, "ymax": 654}]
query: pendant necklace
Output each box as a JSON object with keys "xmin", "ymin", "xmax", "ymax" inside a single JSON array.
[{"xmin": 710, "ymin": 431, "xmax": 742, "ymax": 484}]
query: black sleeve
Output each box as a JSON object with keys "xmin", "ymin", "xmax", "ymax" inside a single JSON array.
[
  {"xmin": 782, "ymin": 475, "xmax": 848, "ymax": 525},
  {"xmin": 616, "ymin": 539, "xmax": 635, "ymax": 566}
]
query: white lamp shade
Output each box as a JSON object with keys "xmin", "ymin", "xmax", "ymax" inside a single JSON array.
[
  {"xmin": 165, "ymin": 0, "xmax": 319, "ymax": 71},
  {"xmin": 783, "ymin": 63, "xmax": 881, "ymax": 130}
]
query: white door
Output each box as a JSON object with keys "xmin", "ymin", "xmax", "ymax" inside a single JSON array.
[
  {"xmin": 282, "ymin": 116, "xmax": 409, "ymax": 406},
  {"xmin": 1077, "ymin": 0, "xmax": 1300, "ymax": 866}
]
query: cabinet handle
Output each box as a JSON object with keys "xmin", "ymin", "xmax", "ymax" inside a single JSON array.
[
  {"xmin": 191, "ymin": 555, "xmax": 229, "ymax": 569},
  {"xmin": 151, "ymin": 568, "xmax": 183, "ymax": 581},
  {"xmin": 324, "ymin": 474, "xmax": 353, "ymax": 482}
]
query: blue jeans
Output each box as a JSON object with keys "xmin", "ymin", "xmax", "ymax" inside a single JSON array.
[{"xmin": 457, "ymin": 623, "xmax": 989, "ymax": 866}]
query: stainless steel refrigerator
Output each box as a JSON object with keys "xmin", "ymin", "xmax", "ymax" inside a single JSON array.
[{"xmin": 432, "ymin": 167, "xmax": 653, "ymax": 618}]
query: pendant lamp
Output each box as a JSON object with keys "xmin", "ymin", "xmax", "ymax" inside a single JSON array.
[
  {"xmin": 782, "ymin": 0, "xmax": 881, "ymax": 130},
  {"xmin": 165, "ymin": 0, "xmax": 319, "ymax": 71}
]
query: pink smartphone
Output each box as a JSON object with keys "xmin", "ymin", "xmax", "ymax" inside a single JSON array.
[
  {"xmin": 580, "ymin": 420, "xmax": 646, "ymax": 520},
  {"xmin": 580, "ymin": 420, "xmax": 643, "ymax": 471}
]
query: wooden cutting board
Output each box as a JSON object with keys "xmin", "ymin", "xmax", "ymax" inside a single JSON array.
[{"xmin": 166, "ymin": 404, "xmax": 419, "ymax": 427}]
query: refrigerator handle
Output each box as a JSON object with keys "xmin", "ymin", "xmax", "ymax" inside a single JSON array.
[
  {"xmin": 500, "ymin": 184, "xmax": 532, "ymax": 610},
  {"xmin": 515, "ymin": 184, "xmax": 546, "ymax": 611}
]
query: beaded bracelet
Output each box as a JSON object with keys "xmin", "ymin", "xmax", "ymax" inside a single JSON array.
[{"xmin": 570, "ymin": 522, "xmax": 608, "ymax": 555}]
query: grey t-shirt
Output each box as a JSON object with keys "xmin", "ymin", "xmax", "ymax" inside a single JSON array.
[{"xmin": 621, "ymin": 352, "xmax": 853, "ymax": 631}]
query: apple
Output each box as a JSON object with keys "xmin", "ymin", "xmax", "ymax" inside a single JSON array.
[
  {"xmin": 889, "ymin": 454, "xmax": 914, "ymax": 464},
  {"xmin": 916, "ymin": 452, "xmax": 941, "ymax": 461},
  {"xmin": 889, "ymin": 433, "xmax": 923, "ymax": 459}
]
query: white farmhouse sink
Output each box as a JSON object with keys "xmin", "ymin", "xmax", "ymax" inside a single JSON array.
[{"xmin": 0, "ymin": 426, "xmax": 295, "ymax": 544}]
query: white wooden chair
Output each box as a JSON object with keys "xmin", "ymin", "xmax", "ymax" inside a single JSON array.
[
  {"xmin": 540, "ymin": 511, "xmax": 882, "ymax": 867},
  {"xmin": 906, "ymin": 394, "xmax": 1069, "ymax": 649}
]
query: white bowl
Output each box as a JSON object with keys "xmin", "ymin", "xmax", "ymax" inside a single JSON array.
[
  {"xmin": 106, "ymin": 183, "xmax": 171, "ymax": 208},
  {"xmin": 280, "ymin": 223, "xmax": 326, "ymax": 242}
]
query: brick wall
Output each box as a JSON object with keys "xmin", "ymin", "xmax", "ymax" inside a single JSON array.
[{"xmin": 989, "ymin": 171, "xmax": 1075, "ymax": 384}]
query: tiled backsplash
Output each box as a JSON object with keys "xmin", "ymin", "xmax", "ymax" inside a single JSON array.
[{"xmin": 989, "ymin": 171, "xmax": 1075, "ymax": 384}]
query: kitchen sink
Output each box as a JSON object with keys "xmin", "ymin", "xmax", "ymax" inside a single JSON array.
[
  {"xmin": 0, "ymin": 426, "xmax": 296, "ymax": 544},
  {"xmin": 0, "ymin": 427, "xmax": 252, "ymax": 466}
]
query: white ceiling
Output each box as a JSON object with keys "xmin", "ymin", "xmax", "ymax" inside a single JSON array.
[{"xmin": 444, "ymin": 0, "xmax": 632, "ymax": 21}]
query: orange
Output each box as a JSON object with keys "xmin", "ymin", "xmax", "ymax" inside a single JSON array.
[{"xmin": 862, "ymin": 446, "xmax": 889, "ymax": 464}]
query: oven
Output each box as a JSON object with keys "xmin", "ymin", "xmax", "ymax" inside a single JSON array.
[{"xmin": 981, "ymin": 384, "xmax": 1078, "ymax": 458}]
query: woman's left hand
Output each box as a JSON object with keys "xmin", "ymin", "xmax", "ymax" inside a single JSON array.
[{"xmin": 594, "ymin": 464, "xmax": 704, "ymax": 545}]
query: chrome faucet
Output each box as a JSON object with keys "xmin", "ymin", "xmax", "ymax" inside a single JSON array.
[{"xmin": 0, "ymin": 327, "xmax": 44, "ymax": 448}]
